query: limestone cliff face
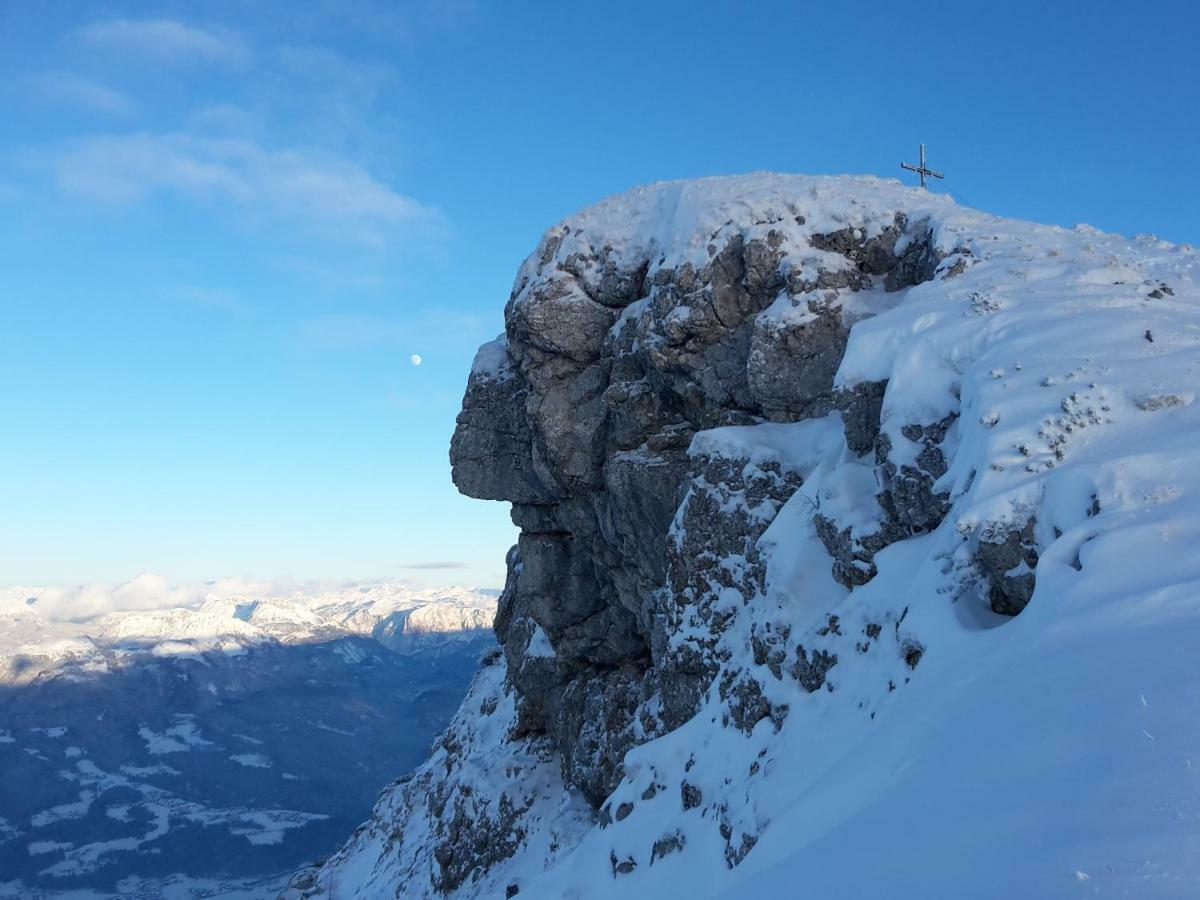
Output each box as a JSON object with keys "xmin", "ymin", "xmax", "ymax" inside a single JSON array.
[
  {"xmin": 446, "ymin": 177, "xmax": 952, "ymax": 810},
  {"xmin": 284, "ymin": 175, "xmax": 1200, "ymax": 899}
]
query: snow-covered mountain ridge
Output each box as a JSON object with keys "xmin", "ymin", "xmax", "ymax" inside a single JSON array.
[
  {"xmin": 290, "ymin": 174, "xmax": 1200, "ymax": 898},
  {"xmin": 0, "ymin": 583, "xmax": 496, "ymax": 685}
]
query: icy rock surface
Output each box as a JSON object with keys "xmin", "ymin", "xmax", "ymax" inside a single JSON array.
[{"xmin": 288, "ymin": 174, "xmax": 1200, "ymax": 899}]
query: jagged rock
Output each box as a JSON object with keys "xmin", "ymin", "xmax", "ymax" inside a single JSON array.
[
  {"xmin": 653, "ymin": 446, "xmax": 807, "ymax": 730},
  {"xmin": 877, "ymin": 414, "xmax": 957, "ymax": 535},
  {"xmin": 836, "ymin": 380, "xmax": 888, "ymax": 456},
  {"xmin": 680, "ymin": 782, "xmax": 702, "ymax": 810},
  {"xmin": 885, "ymin": 223, "xmax": 941, "ymax": 290},
  {"xmin": 747, "ymin": 290, "xmax": 848, "ymax": 420},
  {"xmin": 611, "ymin": 855, "xmax": 637, "ymax": 875},
  {"xmin": 651, "ymin": 831, "xmax": 686, "ymax": 863},
  {"xmin": 554, "ymin": 662, "xmax": 651, "ymax": 806},
  {"xmin": 813, "ymin": 513, "xmax": 906, "ymax": 589},
  {"xmin": 792, "ymin": 646, "xmax": 838, "ymax": 692},
  {"xmin": 809, "ymin": 215, "xmax": 940, "ymax": 291},
  {"xmin": 976, "ymin": 519, "xmax": 1040, "ymax": 615},
  {"xmin": 724, "ymin": 832, "xmax": 759, "ymax": 869},
  {"xmin": 450, "ymin": 342, "xmax": 554, "ymax": 504}
]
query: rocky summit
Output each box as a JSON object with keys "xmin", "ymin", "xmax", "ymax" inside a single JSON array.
[{"xmin": 286, "ymin": 174, "xmax": 1200, "ymax": 899}]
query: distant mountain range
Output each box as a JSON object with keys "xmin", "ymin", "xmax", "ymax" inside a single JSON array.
[{"xmin": 0, "ymin": 584, "xmax": 497, "ymax": 898}]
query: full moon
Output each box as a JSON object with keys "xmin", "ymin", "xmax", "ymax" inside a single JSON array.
[{"xmin": 410, "ymin": 354, "xmax": 422, "ymax": 366}]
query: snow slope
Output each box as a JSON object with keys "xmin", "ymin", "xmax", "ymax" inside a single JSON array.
[{"xmin": 292, "ymin": 174, "xmax": 1200, "ymax": 899}]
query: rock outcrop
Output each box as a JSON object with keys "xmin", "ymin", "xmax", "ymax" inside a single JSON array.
[
  {"xmin": 445, "ymin": 181, "xmax": 959, "ymax": 811},
  {"xmin": 285, "ymin": 174, "xmax": 1200, "ymax": 899}
]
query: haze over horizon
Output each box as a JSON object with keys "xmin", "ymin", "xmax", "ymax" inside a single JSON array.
[{"xmin": 2, "ymin": 0, "xmax": 1196, "ymax": 595}]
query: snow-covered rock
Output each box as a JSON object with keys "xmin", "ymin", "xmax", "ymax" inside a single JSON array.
[{"xmin": 290, "ymin": 174, "xmax": 1200, "ymax": 898}]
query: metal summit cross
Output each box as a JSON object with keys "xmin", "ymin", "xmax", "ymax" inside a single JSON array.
[{"xmin": 900, "ymin": 143, "xmax": 944, "ymax": 189}]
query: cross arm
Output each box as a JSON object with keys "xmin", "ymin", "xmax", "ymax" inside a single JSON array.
[{"xmin": 900, "ymin": 163, "xmax": 944, "ymax": 179}]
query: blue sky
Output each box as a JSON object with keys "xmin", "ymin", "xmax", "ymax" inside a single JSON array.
[{"xmin": 1, "ymin": 0, "xmax": 1196, "ymax": 592}]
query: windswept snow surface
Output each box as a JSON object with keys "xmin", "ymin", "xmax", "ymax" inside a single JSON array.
[{"xmin": 307, "ymin": 175, "xmax": 1200, "ymax": 899}]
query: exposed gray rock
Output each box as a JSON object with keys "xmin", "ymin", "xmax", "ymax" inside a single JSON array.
[
  {"xmin": 809, "ymin": 215, "xmax": 940, "ymax": 292},
  {"xmin": 885, "ymin": 223, "xmax": 941, "ymax": 290},
  {"xmin": 680, "ymin": 782, "xmax": 702, "ymax": 811},
  {"xmin": 554, "ymin": 662, "xmax": 651, "ymax": 807},
  {"xmin": 812, "ymin": 407, "xmax": 958, "ymax": 591},
  {"xmin": 611, "ymin": 853, "xmax": 637, "ymax": 876},
  {"xmin": 651, "ymin": 831, "xmax": 686, "ymax": 864},
  {"xmin": 813, "ymin": 513, "xmax": 906, "ymax": 589},
  {"xmin": 836, "ymin": 380, "xmax": 888, "ymax": 456},
  {"xmin": 792, "ymin": 646, "xmax": 839, "ymax": 692},
  {"xmin": 450, "ymin": 357, "xmax": 554, "ymax": 505},
  {"xmin": 877, "ymin": 414, "xmax": 957, "ymax": 535},
  {"xmin": 748, "ymin": 290, "xmax": 848, "ymax": 421},
  {"xmin": 1134, "ymin": 393, "xmax": 1188, "ymax": 412},
  {"xmin": 976, "ymin": 518, "xmax": 1040, "ymax": 615},
  {"xmin": 653, "ymin": 450, "xmax": 806, "ymax": 731}
]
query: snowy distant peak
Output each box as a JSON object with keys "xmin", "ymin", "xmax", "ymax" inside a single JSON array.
[
  {"xmin": 297, "ymin": 586, "xmax": 496, "ymax": 653},
  {"xmin": 0, "ymin": 583, "xmax": 498, "ymax": 680},
  {"xmin": 98, "ymin": 605, "xmax": 264, "ymax": 644}
]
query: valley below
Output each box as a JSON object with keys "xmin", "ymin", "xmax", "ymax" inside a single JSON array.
[{"xmin": 0, "ymin": 584, "xmax": 497, "ymax": 898}]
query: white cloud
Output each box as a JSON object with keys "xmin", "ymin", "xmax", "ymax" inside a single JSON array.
[
  {"xmin": 2, "ymin": 573, "xmax": 350, "ymax": 623},
  {"xmin": 187, "ymin": 103, "xmax": 259, "ymax": 135},
  {"xmin": 296, "ymin": 310, "xmax": 486, "ymax": 351},
  {"xmin": 296, "ymin": 314, "xmax": 409, "ymax": 348},
  {"xmin": 33, "ymin": 72, "xmax": 135, "ymax": 115},
  {"xmin": 52, "ymin": 132, "xmax": 445, "ymax": 248},
  {"xmin": 169, "ymin": 284, "xmax": 246, "ymax": 311},
  {"xmin": 76, "ymin": 19, "xmax": 250, "ymax": 66},
  {"xmin": 0, "ymin": 177, "xmax": 21, "ymax": 203}
]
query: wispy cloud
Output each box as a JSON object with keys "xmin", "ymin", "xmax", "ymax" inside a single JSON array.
[
  {"xmin": 33, "ymin": 72, "xmax": 135, "ymax": 115},
  {"xmin": 187, "ymin": 103, "xmax": 259, "ymax": 135},
  {"xmin": 3, "ymin": 573, "xmax": 298, "ymax": 622},
  {"xmin": 396, "ymin": 562, "xmax": 470, "ymax": 570},
  {"xmin": 168, "ymin": 284, "xmax": 248, "ymax": 312},
  {"xmin": 297, "ymin": 311, "xmax": 487, "ymax": 351},
  {"xmin": 52, "ymin": 132, "xmax": 445, "ymax": 248},
  {"xmin": 3, "ymin": 573, "xmax": 492, "ymax": 622},
  {"xmin": 0, "ymin": 178, "xmax": 21, "ymax": 203},
  {"xmin": 296, "ymin": 314, "xmax": 409, "ymax": 349},
  {"xmin": 76, "ymin": 19, "xmax": 250, "ymax": 67}
]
